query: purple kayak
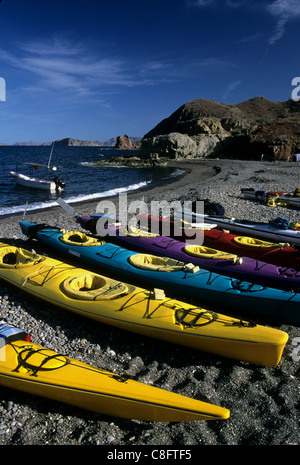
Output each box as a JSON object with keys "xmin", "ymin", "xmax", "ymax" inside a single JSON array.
[{"xmin": 77, "ymin": 215, "xmax": 300, "ymax": 292}]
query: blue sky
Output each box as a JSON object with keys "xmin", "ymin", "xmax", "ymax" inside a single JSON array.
[{"xmin": 0, "ymin": 0, "xmax": 300, "ymax": 144}]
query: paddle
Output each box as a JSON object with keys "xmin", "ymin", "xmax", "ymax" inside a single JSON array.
[
  {"xmin": 175, "ymin": 208, "xmax": 236, "ymax": 221},
  {"xmin": 56, "ymin": 198, "xmax": 112, "ymax": 234},
  {"xmin": 56, "ymin": 197, "xmax": 80, "ymax": 219},
  {"xmin": 22, "ymin": 201, "xmax": 28, "ymax": 220}
]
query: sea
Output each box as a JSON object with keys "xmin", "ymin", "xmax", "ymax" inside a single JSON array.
[{"xmin": 0, "ymin": 145, "xmax": 183, "ymax": 218}]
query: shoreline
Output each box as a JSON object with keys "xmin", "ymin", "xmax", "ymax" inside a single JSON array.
[
  {"xmin": 0, "ymin": 159, "xmax": 214, "ymax": 222},
  {"xmin": 0, "ymin": 158, "xmax": 299, "ymax": 446}
]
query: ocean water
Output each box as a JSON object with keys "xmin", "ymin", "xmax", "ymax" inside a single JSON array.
[{"xmin": 0, "ymin": 145, "xmax": 181, "ymax": 218}]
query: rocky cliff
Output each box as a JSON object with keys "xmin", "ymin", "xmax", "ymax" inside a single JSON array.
[{"xmin": 140, "ymin": 97, "xmax": 300, "ymax": 161}]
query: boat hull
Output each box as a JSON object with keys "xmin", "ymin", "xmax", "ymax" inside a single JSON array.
[{"xmin": 9, "ymin": 171, "xmax": 65, "ymax": 192}]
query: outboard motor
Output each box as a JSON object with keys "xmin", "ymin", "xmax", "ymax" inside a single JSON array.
[{"xmin": 53, "ymin": 177, "xmax": 66, "ymax": 191}]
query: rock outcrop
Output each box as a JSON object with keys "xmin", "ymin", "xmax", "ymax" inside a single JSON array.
[
  {"xmin": 114, "ymin": 135, "xmax": 141, "ymax": 150},
  {"xmin": 140, "ymin": 97, "xmax": 300, "ymax": 161},
  {"xmin": 115, "ymin": 134, "xmax": 133, "ymax": 150},
  {"xmin": 140, "ymin": 133, "xmax": 197, "ymax": 159}
]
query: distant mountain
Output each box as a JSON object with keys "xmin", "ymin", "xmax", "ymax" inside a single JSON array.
[
  {"xmin": 95, "ymin": 138, "xmax": 116, "ymax": 146},
  {"xmin": 10, "ymin": 136, "xmax": 141, "ymax": 147},
  {"xmin": 54, "ymin": 138, "xmax": 99, "ymax": 147},
  {"xmin": 13, "ymin": 141, "xmax": 41, "ymax": 146}
]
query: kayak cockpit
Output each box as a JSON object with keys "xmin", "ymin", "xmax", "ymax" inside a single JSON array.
[
  {"xmin": 128, "ymin": 254, "xmax": 199, "ymax": 272},
  {"xmin": 62, "ymin": 273, "xmax": 128, "ymax": 300},
  {"xmin": 59, "ymin": 231, "xmax": 104, "ymax": 247},
  {"xmin": 232, "ymin": 236, "xmax": 283, "ymax": 248},
  {"xmin": 0, "ymin": 245, "xmax": 46, "ymax": 268},
  {"xmin": 119, "ymin": 226, "xmax": 159, "ymax": 237},
  {"xmin": 183, "ymin": 245, "xmax": 242, "ymax": 264}
]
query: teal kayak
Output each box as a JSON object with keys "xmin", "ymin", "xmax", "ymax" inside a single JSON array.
[{"xmin": 19, "ymin": 221, "xmax": 300, "ymax": 326}]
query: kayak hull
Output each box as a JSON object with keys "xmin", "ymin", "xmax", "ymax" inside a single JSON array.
[
  {"xmin": 203, "ymin": 228, "xmax": 300, "ymax": 269},
  {"xmin": 0, "ymin": 337, "xmax": 229, "ymax": 422}
]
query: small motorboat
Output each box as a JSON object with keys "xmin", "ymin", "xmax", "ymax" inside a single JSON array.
[
  {"xmin": 9, "ymin": 143, "xmax": 66, "ymax": 192},
  {"xmin": 9, "ymin": 163, "xmax": 66, "ymax": 192}
]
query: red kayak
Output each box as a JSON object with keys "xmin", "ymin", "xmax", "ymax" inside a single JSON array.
[{"xmin": 135, "ymin": 214, "xmax": 300, "ymax": 270}]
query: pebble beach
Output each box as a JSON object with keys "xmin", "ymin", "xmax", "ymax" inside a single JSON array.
[{"xmin": 0, "ymin": 158, "xmax": 299, "ymax": 448}]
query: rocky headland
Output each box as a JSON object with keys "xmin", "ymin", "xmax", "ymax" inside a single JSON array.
[
  {"xmin": 140, "ymin": 96, "xmax": 300, "ymax": 162},
  {"xmin": 99, "ymin": 96, "xmax": 300, "ymax": 167}
]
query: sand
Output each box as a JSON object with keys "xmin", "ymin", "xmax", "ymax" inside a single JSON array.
[{"xmin": 0, "ymin": 158, "xmax": 299, "ymax": 447}]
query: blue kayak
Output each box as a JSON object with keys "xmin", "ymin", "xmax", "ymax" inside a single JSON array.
[{"xmin": 20, "ymin": 221, "xmax": 300, "ymax": 326}]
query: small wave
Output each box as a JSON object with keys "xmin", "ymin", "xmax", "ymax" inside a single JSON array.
[
  {"xmin": 65, "ymin": 181, "xmax": 150, "ymax": 204},
  {"xmin": 0, "ymin": 180, "xmax": 150, "ymax": 218}
]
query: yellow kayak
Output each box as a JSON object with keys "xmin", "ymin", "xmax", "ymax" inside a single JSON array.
[
  {"xmin": 0, "ymin": 320, "xmax": 229, "ymax": 421},
  {"xmin": 0, "ymin": 242, "xmax": 288, "ymax": 367}
]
